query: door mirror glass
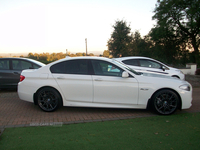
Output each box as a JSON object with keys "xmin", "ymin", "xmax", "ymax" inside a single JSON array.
[{"xmin": 122, "ymin": 71, "xmax": 129, "ymax": 78}]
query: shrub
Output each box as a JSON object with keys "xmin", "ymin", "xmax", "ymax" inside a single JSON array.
[{"xmin": 195, "ymin": 68, "xmax": 200, "ymax": 75}]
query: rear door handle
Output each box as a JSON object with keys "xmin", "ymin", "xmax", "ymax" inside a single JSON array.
[
  {"xmin": 94, "ymin": 78, "xmax": 102, "ymax": 81},
  {"xmin": 13, "ymin": 72, "xmax": 20, "ymax": 75},
  {"xmin": 57, "ymin": 76, "xmax": 65, "ymax": 79}
]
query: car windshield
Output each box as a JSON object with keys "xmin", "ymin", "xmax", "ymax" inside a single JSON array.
[{"xmin": 112, "ymin": 59, "xmax": 140, "ymax": 75}]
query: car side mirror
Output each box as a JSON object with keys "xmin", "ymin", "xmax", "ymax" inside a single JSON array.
[
  {"xmin": 161, "ymin": 66, "xmax": 165, "ymax": 71},
  {"xmin": 122, "ymin": 71, "xmax": 129, "ymax": 78}
]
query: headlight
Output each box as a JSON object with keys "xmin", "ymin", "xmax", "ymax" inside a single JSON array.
[{"xmin": 179, "ymin": 84, "xmax": 191, "ymax": 91}]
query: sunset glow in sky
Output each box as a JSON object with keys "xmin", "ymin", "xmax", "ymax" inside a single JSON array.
[{"xmin": 0, "ymin": 0, "xmax": 157, "ymax": 54}]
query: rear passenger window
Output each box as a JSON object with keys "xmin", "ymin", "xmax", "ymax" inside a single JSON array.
[
  {"xmin": 0, "ymin": 59, "xmax": 9, "ymax": 70},
  {"xmin": 12, "ymin": 60, "xmax": 33, "ymax": 70},
  {"xmin": 50, "ymin": 59, "xmax": 89, "ymax": 75},
  {"xmin": 122, "ymin": 59, "xmax": 139, "ymax": 66}
]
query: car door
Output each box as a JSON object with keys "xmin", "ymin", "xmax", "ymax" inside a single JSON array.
[
  {"xmin": 11, "ymin": 59, "xmax": 36, "ymax": 84},
  {"xmin": 0, "ymin": 59, "xmax": 13, "ymax": 87},
  {"xmin": 51, "ymin": 59, "xmax": 93, "ymax": 102},
  {"xmin": 91, "ymin": 60, "xmax": 138, "ymax": 104},
  {"xmin": 138, "ymin": 59, "xmax": 168, "ymax": 75}
]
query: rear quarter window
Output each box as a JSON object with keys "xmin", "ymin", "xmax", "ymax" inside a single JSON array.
[{"xmin": 50, "ymin": 62, "xmax": 65, "ymax": 74}]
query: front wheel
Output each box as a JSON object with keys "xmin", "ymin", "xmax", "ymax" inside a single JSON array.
[
  {"xmin": 36, "ymin": 87, "xmax": 62, "ymax": 112},
  {"xmin": 151, "ymin": 90, "xmax": 180, "ymax": 115}
]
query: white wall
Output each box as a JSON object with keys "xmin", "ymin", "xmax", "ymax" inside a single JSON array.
[{"xmin": 180, "ymin": 64, "xmax": 197, "ymax": 75}]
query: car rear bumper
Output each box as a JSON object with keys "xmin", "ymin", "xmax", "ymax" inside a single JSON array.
[{"xmin": 18, "ymin": 82, "xmax": 35, "ymax": 103}]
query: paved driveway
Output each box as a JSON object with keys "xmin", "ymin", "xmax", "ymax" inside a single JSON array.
[{"xmin": 0, "ymin": 88, "xmax": 200, "ymax": 129}]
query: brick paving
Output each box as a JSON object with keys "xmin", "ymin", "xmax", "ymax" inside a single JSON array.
[{"xmin": 0, "ymin": 88, "xmax": 199, "ymax": 129}]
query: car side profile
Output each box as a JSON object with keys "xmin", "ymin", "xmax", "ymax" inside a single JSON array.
[
  {"xmin": 114, "ymin": 57, "xmax": 185, "ymax": 80},
  {"xmin": 18, "ymin": 57, "xmax": 192, "ymax": 115},
  {"xmin": 0, "ymin": 57, "xmax": 45, "ymax": 89}
]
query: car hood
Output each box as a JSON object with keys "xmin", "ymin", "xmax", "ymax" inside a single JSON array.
[{"xmin": 166, "ymin": 65, "xmax": 176, "ymax": 70}]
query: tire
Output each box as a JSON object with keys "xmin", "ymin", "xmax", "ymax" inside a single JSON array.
[
  {"xmin": 151, "ymin": 89, "xmax": 179, "ymax": 115},
  {"xmin": 36, "ymin": 87, "xmax": 62, "ymax": 112}
]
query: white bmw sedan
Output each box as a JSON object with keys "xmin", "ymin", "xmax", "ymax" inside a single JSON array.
[{"xmin": 18, "ymin": 57, "xmax": 192, "ymax": 115}]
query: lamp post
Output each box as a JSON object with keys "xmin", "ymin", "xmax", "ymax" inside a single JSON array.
[{"xmin": 85, "ymin": 38, "xmax": 87, "ymax": 56}]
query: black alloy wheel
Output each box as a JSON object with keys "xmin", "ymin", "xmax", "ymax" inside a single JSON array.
[
  {"xmin": 37, "ymin": 87, "xmax": 62, "ymax": 112},
  {"xmin": 152, "ymin": 90, "xmax": 179, "ymax": 115}
]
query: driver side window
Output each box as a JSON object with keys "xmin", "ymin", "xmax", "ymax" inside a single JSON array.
[{"xmin": 91, "ymin": 60, "xmax": 123, "ymax": 77}]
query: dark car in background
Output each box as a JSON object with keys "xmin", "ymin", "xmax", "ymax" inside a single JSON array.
[{"xmin": 0, "ymin": 58, "xmax": 45, "ymax": 89}]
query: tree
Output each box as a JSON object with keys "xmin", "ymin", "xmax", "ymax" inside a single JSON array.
[
  {"xmin": 76, "ymin": 53, "xmax": 83, "ymax": 56},
  {"xmin": 28, "ymin": 53, "xmax": 35, "ymax": 59},
  {"xmin": 88, "ymin": 53, "xmax": 94, "ymax": 56},
  {"xmin": 108, "ymin": 20, "xmax": 132, "ymax": 57},
  {"xmin": 149, "ymin": 24, "xmax": 181, "ymax": 64},
  {"xmin": 130, "ymin": 31, "xmax": 150, "ymax": 56},
  {"xmin": 103, "ymin": 50, "xmax": 110, "ymax": 57},
  {"xmin": 152, "ymin": 0, "xmax": 200, "ymax": 63}
]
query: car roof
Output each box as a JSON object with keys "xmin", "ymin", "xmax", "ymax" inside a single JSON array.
[
  {"xmin": 114, "ymin": 56, "xmax": 152, "ymax": 61},
  {"xmin": 114, "ymin": 56, "xmax": 169, "ymax": 67},
  {"xmin": 64, "ymin": 56, "xmax": 110, "ymax": 60},
  {"xmin": 48, "ymin": 56, "xmax": 112, "ymax": 65},
  {"xmin": 0, "ymin": 57, "xmax": 46, "ymax": 66}
]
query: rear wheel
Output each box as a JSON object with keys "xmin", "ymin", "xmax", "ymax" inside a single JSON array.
[
  {"xmin": 151, "ymin": 90, "xmax": 179, "ymax": 115},
  {"xmin": 37, "ymin": 87, "xmax": 62, "ymax": 112}
]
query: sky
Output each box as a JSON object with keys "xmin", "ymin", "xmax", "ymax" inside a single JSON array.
[{"xmin": 0, "ymin": 0, "xmax": 157, "ymax": 54}]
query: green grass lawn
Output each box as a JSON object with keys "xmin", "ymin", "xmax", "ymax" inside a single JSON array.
[{"xmin": 0, "ymin": 112, "xmax": 200, "ymax": 150}]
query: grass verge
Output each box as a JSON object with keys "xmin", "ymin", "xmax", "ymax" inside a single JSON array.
[{"xmin": 0, "ymin": 112, "xmax": 200, "ymax": 150}]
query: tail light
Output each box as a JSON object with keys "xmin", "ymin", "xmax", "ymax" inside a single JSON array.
[{"xmin": 20, "ymin": 75, "xmax": 25, "ymax": 82}]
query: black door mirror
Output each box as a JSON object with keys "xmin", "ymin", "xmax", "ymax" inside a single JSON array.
[{"xmin": 161, "ymin": 66, "xmax": 165, "ymax": 71}]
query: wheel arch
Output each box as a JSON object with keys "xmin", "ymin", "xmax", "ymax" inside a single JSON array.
[
  {"xmin": 33, "ymin": 86, "xmax": 63, "ymax": 106},
  {"xmin": 171, "ymin": 75, "xmax": 180, "ymax": 79},
  {"xmin": 147, "ymin": 88, "xmax": 182, "ymax": 110}
]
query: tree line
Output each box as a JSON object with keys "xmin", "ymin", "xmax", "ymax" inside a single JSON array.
[
  {"xmin": 27, "ymin": 52, "xmax": 95, "ymax": 64},
  {"xmin": 108, "ymin": 0, "xmax": 200, "ymax": 67}
]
